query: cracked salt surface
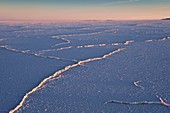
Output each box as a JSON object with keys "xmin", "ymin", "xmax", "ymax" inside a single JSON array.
[
  {"xmin": 15, "ymin": 39, "xmax": 170, "ymax": 113},
  {"xmin": 0, "ymin": 20, "xmax": 170, "ymax": 113}
]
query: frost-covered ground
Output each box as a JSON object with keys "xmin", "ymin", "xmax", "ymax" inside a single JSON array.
[{"xmin": 0, "ymin": 20, "xmax": 170, "ymax": 113}]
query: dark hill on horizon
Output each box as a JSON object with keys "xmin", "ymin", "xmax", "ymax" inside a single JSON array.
[{"xmin": 162, "ymin": 18, "xmax": 170, "ymax": 20}]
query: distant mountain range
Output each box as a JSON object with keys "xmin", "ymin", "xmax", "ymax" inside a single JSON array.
[{"xmin": 162, "ymin": 18, "xmax": 170, "ymax": 20}]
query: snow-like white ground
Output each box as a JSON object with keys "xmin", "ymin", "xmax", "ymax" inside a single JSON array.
[{"xmin": 0, "ymin": 20, "xmax": 170, "ymax": 113}]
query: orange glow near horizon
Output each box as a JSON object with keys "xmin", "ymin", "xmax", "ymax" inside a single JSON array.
[{"xmin": 0, "ymin": 4, "xmax": 170, "ymax": 21}]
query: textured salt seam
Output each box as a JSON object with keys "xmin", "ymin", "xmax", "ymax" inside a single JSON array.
[
  {"xmin": 105, "ymin": 98, "xmax": 170, "ymax": 107},
  {"xmin": 134, "ymin": 81, "xmax": 144, "ymax": 89},
  {"xmin": 9, "ymin": 48, "xmax": 125, "ymax": 113},
  {"xmin": 145, "ymin": 36, "xmax": 170, "ymax": 42},
  {"xmin": 38, "ymin": 40, "xmax": 133, "ymax": 54},
  {"xmin": 0, "ymin": 45, "xmax": 77, "ymax": 63},
  {"xmin": 50, "ymin": 31, "xmax": 102, "ymax": 47},
  {"xmin": 7, "ymin": 36, "xmax": 170, "ymax": 112},
  {"xmin": 50, "ymin": 27, "xmax": 118, "ymax": 48},
  {"xmin": 39, "ymin": 36, "xmax": 170, "ymax": 53},
  {"xmin": 51, "ymin": 36, "xmax": 71, "ymax": 47}
]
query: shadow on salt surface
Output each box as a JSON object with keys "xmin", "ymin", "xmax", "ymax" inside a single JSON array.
[
  {"xmin": 0, "ymin": 48, "xmax": 72, "ymax": 111},
  {"xmin": 18, "ymin": 40, "xmax": 170, "ymax": 113}
]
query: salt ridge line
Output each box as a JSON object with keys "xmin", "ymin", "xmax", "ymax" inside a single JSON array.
[
  {"xmin": 54, "ymin": 36, "xmax": 170, "ymax": 52},
  {"xmin": 104, "ymin": 97, "xmax": 170, "ymax": 107},
  {"xmin": 0, "ymin": 45, "xmax": 77, "ymax": 63},
  {"xmin": 50, "ymin": 31, "xmax": 102, "ymax": 47},
  {"xmin": 56, "ymin": 36, "xmax": 170, "ymax": 52},
  {"xmin": 50, "ymin": 29, "xmax": 115, "ymax": 47},
  {"xmin": 133, "ymin": 81, "xmax": 144, "ymax": 89},
  {"xmin": 145, "ymin": 36, "xmax": 170, "ymax": 42},
  {"xmin": 38, "ymin": 42, "xmax": 121, "ymax": 54},
  {"xmin": 124, "ymin": 40, "xmax": 134, "ymax": 45},
  {"xmin": 51, "ymin": 36, "xmax": 71, "ymax": 47},
  {"xmin": 56, "ymin": 40, "xmax": 134, "ymax": 50},
  {"xmin": 4, "ymin": 35, "xmax": 168, "ymax": 57},
  {"xmin": 51, "ymin": 31, "xmax": 101, "ymax": 39},
  {"xmin": 48, "ymin": 37, "xmax": 170, "ymax": 52},
  {"xmin": 38, "ymin": 40, "xmax": 131, "ymax": 54},
  {"xmin": 9, "ymin": 48, "xmax": 125, "ymax": 113}
]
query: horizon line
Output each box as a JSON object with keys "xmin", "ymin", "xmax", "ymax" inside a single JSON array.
[{"xmin": 0, "ymin": 18, "xmax": 165, "ymax": 22}]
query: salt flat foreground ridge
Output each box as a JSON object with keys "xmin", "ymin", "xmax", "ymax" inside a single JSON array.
[{"xmin": 0, "ymin": 20, "xmax": 170, "ymax": 113}]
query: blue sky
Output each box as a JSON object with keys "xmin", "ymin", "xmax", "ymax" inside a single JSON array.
[
  {"xmin": 1, "ymin": 0, "xmax": 170, "ymax": 5},
  {"xmin": 0, "ymin": 0, "xmax": 170, "ymax": 6}
]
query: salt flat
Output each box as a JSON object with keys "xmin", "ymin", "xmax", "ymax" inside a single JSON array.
[{"xmin": 0, "ymin": 20, "xmax": 170, "ymax": 113}]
